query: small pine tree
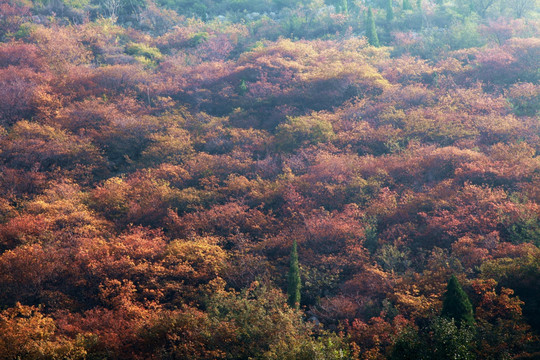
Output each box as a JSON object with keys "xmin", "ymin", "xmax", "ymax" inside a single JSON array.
[
  {"xmin": 364, "ymin": 217, "xmax": 379, "ymax": 255},
  {"xmin": 287, "ymin": 240, "xmax": 301, "ymax": 309},
  {"xmin": 441, "ymin": 275, "xmax": 475, "ymax": 327},
  {"xmin": 238, "ymin": 79, "xmax": 248, "ymax": 95},
  {"xmin": 403, "ymin": 0, "xmax": 413, "ymax": 10},
  {"xmin": 366, "ymin": 7, "xmax": 380, "ymax": 47},
  {"xmin": 386, "ymin": 0, "xmax": 394, "ymax": 21}
]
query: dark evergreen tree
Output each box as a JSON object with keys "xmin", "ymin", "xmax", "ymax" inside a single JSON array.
[
  {"xmin": 366, "ymin": 7, "xmax": 380, "ymax": 47},
  {"xmin": 430, "ymin": 317, "xmax": 476, "ymax": 360},
  {"xmin": 391, "ymin": 318, "xmax": 476, "ymax": 360},
  {"xmin": 386, "ymin": 0, "xmax": 395, "ymax": 21},
  {"xmin": 390, "ymin": 327, "xmax": 423, "ymax": 360},
  {"xmin": 403, "ymin": 0, "xmax": 413, "ymax": 10},
  {"xmin": 287, "ymin": 240, "xmax": 301, "ymax": 309},
  {"xmin": 441, "ymin": 275, "xmax": 475, "ymax": 327}
]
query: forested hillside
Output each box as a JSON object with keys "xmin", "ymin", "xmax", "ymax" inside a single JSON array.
[{"xmin": 0, "ymin": 0, "xmax": 539, "ymax": 358}]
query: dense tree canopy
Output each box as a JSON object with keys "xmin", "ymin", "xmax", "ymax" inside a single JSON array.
[{"xmin": 0, "ymin": 0, "xmax": 539, "ymax": 358}]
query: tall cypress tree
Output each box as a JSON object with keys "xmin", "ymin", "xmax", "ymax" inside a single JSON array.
[
  {"xmin": 403, "ymin": 0, "xmax": 413, "ymax": 10},
  {"xmin": 442, "ymin": 275, "xmax": 475, "ymax": 327},
  {"xmin": 386, "ymin": 0, "xmax": 394, "ymax": 21},
  {"xmin": 287, "ymin": 240, "xmax": 301, "ymax": 309},
  {"xmin": 366, "ymin": 7, "xmax": 380, "ymax": 47},
  {"xmin": 340, "ymin": 0, "xmax": 348, "ymax": 14}
]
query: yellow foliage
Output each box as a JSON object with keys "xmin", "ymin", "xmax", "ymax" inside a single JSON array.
[
  {"xmin": 0, "ymin": 304, "xmax": 86, "ymax": 359},
  {"xmin": 166, "ymin": 236, "xmax": 228, "ymax": 279}
]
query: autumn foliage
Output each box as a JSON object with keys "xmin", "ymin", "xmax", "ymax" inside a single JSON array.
[{"xmin": 0, "ymin": 0, "xmax": 539, "ymax": 358}]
